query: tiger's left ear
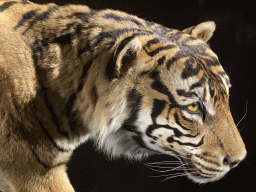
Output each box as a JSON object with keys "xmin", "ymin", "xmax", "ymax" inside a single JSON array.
[
  {"xmin": 182, "ymin": 21, "xmax": 216, "ymax": 42},
  {"xmin": 106, "ymin": 37, "xmax": 142, "ymax": 80}
]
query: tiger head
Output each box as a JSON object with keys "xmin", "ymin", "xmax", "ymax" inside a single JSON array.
[{"xmin": 91, "ymin": 21, "xmax": 246, "ymax": 183}]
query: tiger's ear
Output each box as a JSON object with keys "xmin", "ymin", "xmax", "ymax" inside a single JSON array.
[
  {"xmin": 182, "ymin": 21, "xmax": 216, "ymax": 42},
  {"xmin": 106, "ymin": 37, "xmax": 142, "ymax": 80}
]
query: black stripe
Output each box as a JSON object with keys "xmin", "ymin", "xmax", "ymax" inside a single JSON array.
[
  {"xmin": 0, "ymin": 1, "xmax": 16, "ymax": 12},
  {"xmin": 122, "ymin": 89, "xmax": 142, "ymax": 132},
  {"xmin": 73, "ymin": 11, "xmax": 95, "ymax": 22},
  {"xmin": 32, "ymin": 39, "xmax": 70, "ymax": 139},
  {"xmin": 78, "ymin": 32, "xmax": 108, "ymax": 57},
  {"xmin": 208, "ymin": 78, "xmax": 215, "ymax": 98},
  {"xmin": 166, "ymin": 57, "xmax": 177, "ymax": 69},
  {"xmin": 52, "ymin": 24, "xmax": 83, "ymax": 46},
  {"xmin": 115, "ymin": 35, "xmax": 137, "ymax": 59},
  {"xmin": 39, "ymin": 88, "xmax": 70, "ymax": 139},
  {"xmin": 168, "ymin": 136, "xmax": 204, "ymax": 147},
  {"xmin": 32, "ymin": 33, "xmax": 94, "ymax": 136},
  {"xmin": 33, "ymin": 24, "xmax": 82, "ymax": 47},
  {"xmin": 181, "ymin": 57, "xmax": 202, "ymax": 79},
  {"xmin": 22, "ymin": 0, "xmax": 29, "ymax": 4},
  {"xmin": 106, "ymin": 34, "xmax": 139, "ymax": 80},
  {"xmin": 203, "ymin": 56, "xmax": 220, "ymax": 66},
  {"xmin": 38, "ymin": 79, "xmax": 70, "ymax": 139},
  {"xmin": 218, "ymin": 71, "xmax": 227, "ymax": 77},
  {"xmin": 30, "ymin": 148, "xmax": 50, "ymax": 169},
  {"xmin": 144, "ymin": 44, "xmax": 176, "ymax": 57},
  {"xmin": 176, "ymin": 89, "xmax": 196, "ymax": 98},
  {"xmin": 167, "ymin": 31, "xmax": 183, "ymax": 42},
  {"xmin": 105, "ymin": 51, "xmax": 118, "ymax": 80},
  {"xmin": 165, "ymin": 40, "xmax": 203, "ymax": 70},
  {"xmin": 80, "ymin": 60, "xmax": 94, "ymax": 87},
  {"xmin": 18, "ymin": 122, "xmax": 50, "ymax": 169},
  {"xmin": 189, "ymin": 74, "xmax": 206, "ymax": 90},
  {"xmin": 188, "ymin": 168, "xmax": 218, "ymax": 178},
  {"xmin": 19, "ymin": 121, "xmax": 68, "ymax": 169},
  {"xmin": 145, "ymin": 38, "xmax": 160, "ymax": 48},
  {"xmin": 174, "ymin": 113, "xmax": 190, "ymax": 130},
  {"xmin": 103, "ymin": 13, "xmax": 144, "ymax": 27},
  {"xmin": 65, "ymin": 59, "xmax": 94, "ymax": 132},
  {"xmin": 133, "ymin": 134, "xmax": 150, "ymax": 149},
  {"xmin": 14, "ymin": 10, "xmax": 37, "ymax": 30},
  {"xmin": 65, "ymin": 93, "xmax": 78, "ymax": 132},
  {"xmin": 78, "ymin": 28, "xmax": 153, "ymax": 58},
  {"xmin": 33, "ymin": 106, "xmax": 69, "ymax": 152},
  {"xmin": 181, "ymin": 114, "xmax": 195, "ymax": 124},
  {"xmin": 147, "ymin": 124, "xmax": 198, "ymax": 139},
  {"xmin": 153, "ymin": 25, "xmax": 173, "ymax": 36},
  {"xmin": 166, "ymin": 103, "xmax": 175, "ymax": 121},
  {"xmin": 157, "ymin": 56, "xmax": 166, "ymax": 66},
  {"xmin": 195, "ymin": 154, "xmax": 221, "ymax": 166},
  {"xmin": 145, "ymin": 20, "xmax": 155, "ymax": 27},
  {"xmin": 194, "ymin": 160, "xmax": 222, "ymax": 172},
  {"xmin": 22, "ymin": 6, "xmax": 59, "ymax": 35},
  {"xmin": 149, "ymin": 70, "xmax": 176, "ymax": 104},
  {"xmin": 52, "ymin": 33, "xmax": 74, "ymax": 45},
  {"xmin": 151, "ymin": 99, "xmax": 167, "ymax": 124},
  {"xmin": 146, "ymin": 98, "xmax": 199, "ymax": 139}
]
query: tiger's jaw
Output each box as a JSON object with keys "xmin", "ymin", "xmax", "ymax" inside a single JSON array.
[{"xmin": 180, "ymin": 153, "xmax": 230, "ymax": 184}]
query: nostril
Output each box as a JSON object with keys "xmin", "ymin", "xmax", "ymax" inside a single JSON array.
[
  {"xmin": 230, "ymin": 160, "xmax": 241, "ymax": 168},
  {"xmin": 223, "ymin": 155, "xmax": 230, "ymax": 166},
  {"xmin": 223, "ymin": 155, "xmax": 242, "ymax": 168}
]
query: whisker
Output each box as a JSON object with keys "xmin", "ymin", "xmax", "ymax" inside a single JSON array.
[
  {"xmin": 146, "ymin": 161, "xmax": 181, "ymax": 165},
  {"xmin": 239, "ymin": 126, "xmax": 245, "ymax": 132},
  {"xmin": 145, "ymin": 165, "xmax": 187, "ymax": 173},
  {"xmin": 236, "ymin": 100, "xmax": 248, "ymax": 127},
  {"xmin": 161, "ymin": 171, "xmax": 198, "ymax": 182},
  {"xmin": 145, "ymin": 162, "xmax": 192, "ymax": 173},
  {"xmin": 199, "ymin": 183, "xmax": 207, "ymax": 189},
  {"xmin": 145, "ymin": 163, "xmax": 184, "ymax": 170},
  {"xmin": 145, "ymin": 131, "xmax": 194, "ymax": 169},
  {"xmin": 148, "ymin": 167, "xmax": 195, "ymax": 173},
  {"xmin": 149, "ymin": 173, "xmax": 187, "ymax": 178},
  {"xmin": 243, "ymin": 160, "xmax": 251, "ymax": 167},
  {"xmin": 161, "ymin": 173, "xmax": 189, "ymax": 182}
]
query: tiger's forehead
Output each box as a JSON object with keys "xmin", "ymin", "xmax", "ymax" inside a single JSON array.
[{"xmin": 139, "ymin": 34, "xmax": 230, "ymax": 104}]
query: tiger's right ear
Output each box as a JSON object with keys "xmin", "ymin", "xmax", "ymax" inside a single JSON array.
[
  {"xmin": 182, "ymin": 21, "xmax": 216, "ymax": 42},
  {"xmin": 106, "ymin": 37, "xmax": 142, "ymax": 80}
]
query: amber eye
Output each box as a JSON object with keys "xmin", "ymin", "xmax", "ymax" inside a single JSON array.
[{"xmin": 187, "ymin": 102, "xmax": 200, "ymax": 112}]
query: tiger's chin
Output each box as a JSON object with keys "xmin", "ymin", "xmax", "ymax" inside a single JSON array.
[{"xmin": 185, "ymin": 170, "xmax": 228, "ymax": 184}]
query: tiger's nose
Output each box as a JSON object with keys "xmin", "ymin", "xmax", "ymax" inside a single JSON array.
[{"xmin": 222, "ymin": 154, "xmax": 246, "ymax": 168}]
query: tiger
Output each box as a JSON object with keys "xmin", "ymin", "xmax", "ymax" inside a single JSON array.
[{"xmin": 0, "ymin": 0, "xmax": 247, "ymax": 191}]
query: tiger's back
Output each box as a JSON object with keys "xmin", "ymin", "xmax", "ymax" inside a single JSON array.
[{"xmin": 0, "ymin": 0, "xmax": 246, "ymax": 191}]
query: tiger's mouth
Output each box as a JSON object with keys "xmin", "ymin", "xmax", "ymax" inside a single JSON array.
[
  {"xmin": 185, "ymin": 163, "xmax": 227, "ymax": 184},
  {"xmin": 181, "ymin": 154, "xmax": 228, "ymax": 184}
]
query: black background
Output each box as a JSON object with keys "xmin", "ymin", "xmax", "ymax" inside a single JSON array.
[{"xmin": 31, "ymin": 0, "xmax": 256, "ymax": 191}]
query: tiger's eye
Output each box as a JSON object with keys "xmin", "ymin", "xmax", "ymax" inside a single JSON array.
[{"xmin": 187, "ymin": 103, "xmax": 200, "ymax": 112}]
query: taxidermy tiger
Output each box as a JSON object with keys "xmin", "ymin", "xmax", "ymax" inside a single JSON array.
[{"xmin": 0, "ymin": 0, "xmax": 247, "ymax": 191}]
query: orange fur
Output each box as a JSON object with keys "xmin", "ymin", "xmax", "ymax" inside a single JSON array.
[{"xmin": 0, "ymin": 0, "xmax": 246, "ymax": 191}]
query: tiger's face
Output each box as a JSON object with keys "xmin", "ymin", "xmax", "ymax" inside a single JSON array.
[
  {"xmin": 94, "ymin": 21, "xmax": 246, "ymax": 184},
  {"xmin": 130, "ymin": 59, "xmax": 246, "ymax": 183}
]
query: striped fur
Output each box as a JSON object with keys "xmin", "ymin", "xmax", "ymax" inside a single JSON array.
[{"xmin": 0, "ymin": 0, "xmax": 246, "ymax": 191}]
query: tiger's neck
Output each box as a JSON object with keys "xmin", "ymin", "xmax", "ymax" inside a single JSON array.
[
  {"xmin": 19, "ymin": 3, "xmax": 107, "ymax": 149},
  {"xmin": 10, "ymin": 0, "xmax": 129, "ymax": 153}
]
